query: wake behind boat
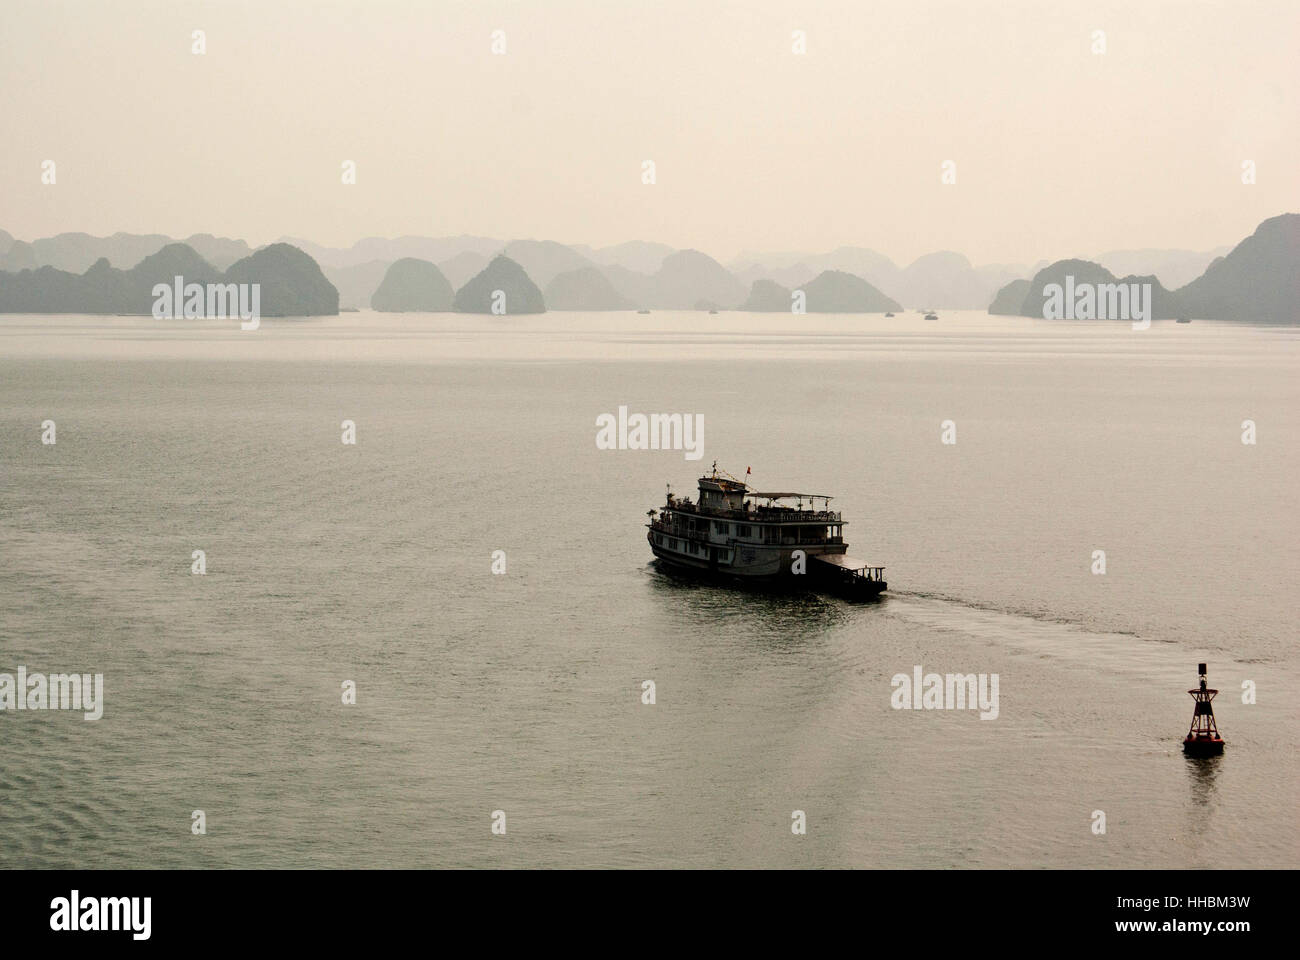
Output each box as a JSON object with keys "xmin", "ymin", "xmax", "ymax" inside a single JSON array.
[{"xmin": 646, "ymin": 464, "xmax": 887, "ymax": 600}]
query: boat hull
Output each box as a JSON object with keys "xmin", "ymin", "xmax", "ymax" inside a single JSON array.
[{"xmin": 648, "ymin": 539, "xmax": 886, "ymax": 599}]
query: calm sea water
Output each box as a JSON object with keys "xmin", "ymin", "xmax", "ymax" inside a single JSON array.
[{"xmin": 1, "ymin": 311, "xmax": 1296, "ymax": 868}]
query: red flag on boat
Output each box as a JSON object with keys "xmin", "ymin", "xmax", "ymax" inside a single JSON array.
[{"xmin": 746, "ymin": 467, "xmax": 751, "ymax": 475}]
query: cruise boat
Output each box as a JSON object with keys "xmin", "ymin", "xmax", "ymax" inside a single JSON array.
[{"xmin": 646, "ymin": 465, "xmax": 887, "ymax": 599}]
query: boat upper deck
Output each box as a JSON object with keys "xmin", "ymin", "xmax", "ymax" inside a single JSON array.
[
  {"xmin": 664, "ymin": 496, "xmax": 844, "ymax": 525},
  {"xmin": 662, "ymin": 466, "xmax": 845, "ymax": 525}
]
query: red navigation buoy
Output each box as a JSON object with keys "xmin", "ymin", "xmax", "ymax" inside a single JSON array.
[{"xmin": 1182, "ymin": 662, "xmax": 1226, "ymax": 756}]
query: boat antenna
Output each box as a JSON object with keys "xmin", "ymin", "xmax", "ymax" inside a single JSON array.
[{"xmin": 704, "ymin": 463, "xmax": 744, "ymax": 486}]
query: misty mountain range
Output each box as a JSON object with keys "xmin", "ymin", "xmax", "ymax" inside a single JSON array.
[
  {"xmin": 0, "ymin": 226, "xmax": 1239, "ymax": 312},
  {"xmin": 990, "ymin": 214, "xmax": 1298, "ymax": 323},
  {"xmin": 0, "ymin": 242, "xmax": 337, "ymax": 317},
  {"xmin": 0, "ymin": 214, "xmax": 1295, "ymax": 320}
]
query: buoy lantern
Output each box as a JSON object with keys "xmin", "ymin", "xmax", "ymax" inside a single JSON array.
[{"xmin": 1182, "ymin": 663, "xmax": 1226, "ymax": 756}]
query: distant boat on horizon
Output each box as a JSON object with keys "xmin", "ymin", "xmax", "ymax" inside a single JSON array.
[
  {"xmin": 636, "ymin": 309, "xmax": 650, "ymax": 314},
  {"xmin": 885, "ymin": 312, "xmax": 895, "ymax": 317},
  {"xmin": 924, "ymin": 312, "xmax": 939, "ymax": 320},
  {"xmin": 1176, "ymin": 317, "xmax": 1192, "ymax": 323}
]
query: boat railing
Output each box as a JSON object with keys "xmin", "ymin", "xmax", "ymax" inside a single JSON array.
[
  {"xmin": 648, "ymin": 519, "xmax": 712, "ymax": 543},
  {"xmin": 751, "ymin": 507, "xmax": 841, "ymax": 522},
  {"xmin": 671, "ymin": 503, "xmax": 842, "ymax": 523},
  {"xmin": 652, "ymin": 518, "xmax": 846, "ymax": 549},
  {"xmin": 851, "ymin": 566, "xmax": 886, "ymax": 582}
]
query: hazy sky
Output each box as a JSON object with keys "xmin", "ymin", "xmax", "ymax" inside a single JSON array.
[{"xmin": 2, "ymin": 0, "xmax": 1296, "ymax": 265}]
